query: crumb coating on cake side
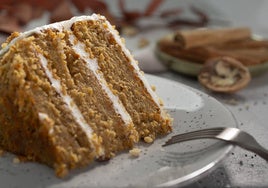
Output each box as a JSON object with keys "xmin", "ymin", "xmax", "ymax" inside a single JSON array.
[
  {"xmin": 71, "ymin": 17, "xmax": 172, "ymax": 140},
  {"xmin": 0, "ymin": 14, "xmax": 172, "ymax": 177}
]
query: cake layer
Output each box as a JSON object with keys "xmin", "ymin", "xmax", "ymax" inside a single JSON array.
[
  {"xmin": 71, "ymin": 18, "xmax": 172, "ymax": 140},
  {"xmin": 0, "ymin": 14, "xmax": 172, "ymax": 177},
  {"xmin": 31, "ymin": 29, "xmax": 138, "ymax": 158},
  {"xmin": 0, "ymin": 38, "xmax": 96, "ymax": 177}
]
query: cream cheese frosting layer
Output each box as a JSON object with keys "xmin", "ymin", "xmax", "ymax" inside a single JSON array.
[
  {"xmin": 38, "ymin": 112, "xmax": 54, "ymax": 135},
  {"xmin": 100, "ymin": 17, "xmax": 166, "ymax": 116},
  {"xmin": 38, "ymin": 54, "xmax": 93, "ymax": 140},
  {"xmin": 0, "ymin": 14, "xmax": 133, "ymax": 126},
  {"xmin": 0, "ymin": 14, "xmax": 137, "ymax": 156},
  {"xmin": 0, "ymin": 14, "xmax": 162, "ymax": 118},
  {"xmin": 69, "ymin": 34, "xmax": 133, "ymax": 125},
  {"xmin": 39, "ymin": 52, "xmax": 105, "ymax": 156},
  {"xmin": 0, "ymin": 13, "xmax": 167, "ymax": 143},
  {"xmin": 0, "ymin": 14, "xmax": 101, "ymax": 56}
]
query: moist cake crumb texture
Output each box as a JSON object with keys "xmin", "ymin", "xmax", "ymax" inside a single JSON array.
[{"xmin": 0, "ymin": 14, "xmax": 172, "ymax": 177}]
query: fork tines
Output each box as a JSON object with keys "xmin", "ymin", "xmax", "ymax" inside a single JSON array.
[{"xmin": 163, "ymin": 127, "xmax": 225, "ymax": 147}]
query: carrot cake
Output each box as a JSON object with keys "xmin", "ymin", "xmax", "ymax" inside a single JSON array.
[{"xmin": 0, "ymin": 14, "xmax": 172, "ymax": 177}]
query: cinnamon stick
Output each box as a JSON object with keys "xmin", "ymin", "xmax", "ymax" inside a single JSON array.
[
  {"xmin": 157, "ymin": 38, "xmax": 268, "ymax": 66},
  {"xmin": 174, "ymin": 27, "xmax": 251, "ymax": 49},
  {"xmin": 158, "ymin": 39, "xmax": 208, "ymax": 63},
  {"xmin": 206, "ymin": 48, "xmax": 268, "ymax": 66},
  {"xmin": 215, "ymin": 38, "xmax": 268, "ymax": 49}
]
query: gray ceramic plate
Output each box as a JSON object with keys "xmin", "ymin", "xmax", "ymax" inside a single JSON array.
[
  {"xmin": 0, "ymin": 74, "xmax": 237, "ymax": 187},
  {"xmin": 155, "ymin": 34, "xmax": 268, "ymax": 77}
]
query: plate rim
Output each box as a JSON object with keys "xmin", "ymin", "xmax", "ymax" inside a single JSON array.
[
  {"xmin": 0, "ymin": 74, "xmax": 237, "ymax": 188},
  {"xmin": 146, "ymin": 74, "xmax": 237, "ymax": 187}
]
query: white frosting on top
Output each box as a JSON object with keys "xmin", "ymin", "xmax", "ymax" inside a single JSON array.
[
  {"xmin": 69, "ymin": 35, "xmax": 133, "ymax": 125},
  {"xmin": 0, "ymin": 14, "xmax": 167, "ymax": 155},
  {"xmin": 0, "ymin": 14, "xmax": 104, "ymax": 57},
  {"xmin": 38, "ymin": 54, "xmax": 93, "ymax": 139},
  {"xmin": 0, "ymin": 14, "xmax": 162, "ymax": 116}
]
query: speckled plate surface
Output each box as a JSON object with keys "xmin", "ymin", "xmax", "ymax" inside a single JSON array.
[{"xmin": 0, "ymin": 74, "xmax": 237, "ymax": 187}]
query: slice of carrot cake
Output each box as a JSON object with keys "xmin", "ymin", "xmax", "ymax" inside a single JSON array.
[{"xmin": 0, "ymin": 14, "xmax": 172, "ymax": 177}]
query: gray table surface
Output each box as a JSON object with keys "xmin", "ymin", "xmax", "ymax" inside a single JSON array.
[{"xmin": 1, "ymin": 0, "xmax": 268, "ymax": 187}]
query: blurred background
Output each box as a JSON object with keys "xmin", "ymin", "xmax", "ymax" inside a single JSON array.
[
  {"xmin": 2, "ymin": 0, "xmax": 268, "ymax": 72},
  {"xmin": 1, "ymin": 0, "xmax": 268, "ymax": 44},
  {"xmin": 1, "ymin": 1, "xmax": 268, "ymax": 187}
]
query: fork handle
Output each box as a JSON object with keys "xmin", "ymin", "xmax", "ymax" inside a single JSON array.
[
  {"xmin": 219, "ymin": 130, "xmax": 268, "ymax": 161},
  {"xmin": 234, "ymin": 140, "xmax": 268, "ymax": 161},
  {"xmin": 242, "ymin": 144, "xmax": 268, "ymax": 161}
]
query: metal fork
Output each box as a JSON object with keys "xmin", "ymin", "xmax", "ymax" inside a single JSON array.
[{"xmin": 163, "ymin": 127, "xmax": 268, "ymax": 161}]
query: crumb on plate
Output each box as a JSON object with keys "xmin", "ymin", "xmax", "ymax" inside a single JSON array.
[
  {"xmin": 129, "ymin": 148, "xmax": 141, "ymax": 157},
  {"xmin": 144, "ymin": 136, "xmax": 154, "ymax": 143},
  {"xmin": 13, "ymin": 157, "xmax": 20, "ymax": 164}
]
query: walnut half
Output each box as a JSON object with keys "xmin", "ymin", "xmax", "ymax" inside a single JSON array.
[{"xmin": 198, "ymin": 57, "xmax": 251, "ymax": 93}]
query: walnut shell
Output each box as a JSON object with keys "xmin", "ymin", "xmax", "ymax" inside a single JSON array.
[{"xmin": 198, "ymin": 56, "xmax": 251, "ymax": 93}]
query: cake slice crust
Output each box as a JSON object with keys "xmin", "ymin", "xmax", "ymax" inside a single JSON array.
[
  {"xmin": 0, "ymin": 38, "xmax": 97, "ymax": 177},
  {"xmin": 0, "ymin": 14, "xmax": 172, "ymax": 177},
  {"xmin": 71, "ymin": 19, "xmax": 172, "ymax": 140},
  {"xmin": 31, "ymin": 28, "xmax": 139, "ymax": 157}
]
